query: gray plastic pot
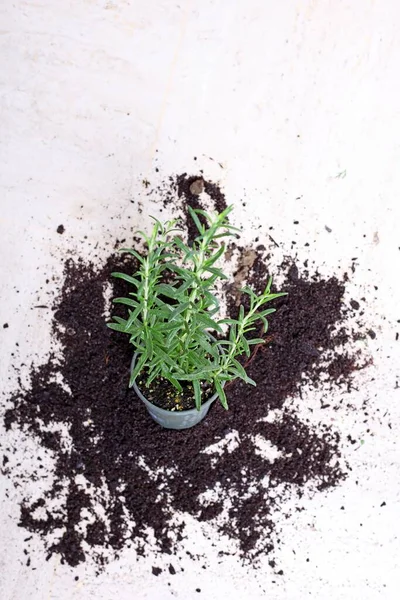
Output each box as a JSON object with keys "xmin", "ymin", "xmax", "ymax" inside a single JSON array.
[{"xmin": 130, "ymin": 354, "xmax": 224, "ymax": 430}]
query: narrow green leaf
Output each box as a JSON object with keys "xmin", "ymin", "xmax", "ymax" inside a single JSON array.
[
  {"xmin": 204, "ymin": 245, "xmax": 225, "ymax": 268},
  {"xmin": 113, "ymin": 297, "xmax": 138, "ymax": 308},
  {"xmin": 154, "ymin": 346, "xmax": 179, "ymax": 369},
  {"xmin": 247, "ymin": 338, "xmax": 265, "ymax": 345},
  {"xmin": 218, "ymin": 318, "xmax": 239, "ymax": 326},
  {"xmin": 215, "ymin": 379, "xmax": 228, "ymax": 410},
  {"xmin": 258, "ymin": 308, "xmax": 276, "ymax": 317},
  {"xmin": 156, "ymin": 283, "xmax": 180, "ymax": 299},
  {"xmin": 107, "ymin": 322, "xmax": 127, "ymax": 332},
  {"xmin": 170, "ymin": 301, "xmax": 190, "ymax": 320},
  {"xmin": 230, "ymin": 358, "xmax": 248, "ymax": 380},
  {"xmin": 130, "ymin": 352, "xmax": 148, "ymax": 387},
  {"xmin": 241, "ymin": 336, "xmax": 250, "ymax": 356},
  {"xmin": 196, "ymin": 313, "xmax": 223, "ymax": 332},
  {"xmin": 167, "ymin": 376, "xmax": 183, "ymax": 392},
  {"xmin": 111, "ymin": 316, "xmax": 127, "ymax": 325},
  {"xmin": 144, "ymin": 331, "xmax": 153, "ymax": 357},
  {"xmin": 193, "ymin": 380, "xmax": 201, "ymax": 411},
  {"xmin": 173, "ymin": 236, "xmax": 190, "ymax": 254},
  {"xmin": 111, "ymin": 272, "xmax": 140, "ymax": 287},
  {"xmin": 216, "ymin": 340, "xmax": 235, "ymax": 347},
  {"xmin": 259, "ymin": 316, "xmax": 269, "ymax": 333},
  {"xmin": 204, "ymin": 291, "xmax": 219, "ymax": 310},
  {"xmin": 188, "ymin": 206, "xmax": 205, "ymax": 235},
  {"xmin": 197, "ymin": 336, "xmax": 219, "ymax": 359},
  {"xmin": 261, "ymin": 292, "xmax": 287, "ymax": 302},
  {"xmin": 178, "ymin": 366, "xmax": 217, "ymax": 381},
  {"xmin": 146, "ymin": 365, "xmax": 161, "ymax": 386},
  {"xmin": 125, "ymin": 305, "xmax": 142, "ymax": 329},
  {"xmin": 119, "ymin": 248, "xmax": 144, "ymax": 263},
  {"xmin": 206, "ymin": 266, "xmax": 227, "ymax": 279},
  {"xmin": 177, "ymin": 279, "xmax": 194, "ymax": 295}
]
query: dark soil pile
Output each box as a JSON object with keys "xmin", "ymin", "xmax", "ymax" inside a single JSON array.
[{"xmin": 2, "ymin": 174, "xmax": 368, "ymax": 571}]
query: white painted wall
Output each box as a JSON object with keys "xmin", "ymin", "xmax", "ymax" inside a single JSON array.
[{"xmin": 1, "ymin": 1, "xmax": 400, "ymax": 599}]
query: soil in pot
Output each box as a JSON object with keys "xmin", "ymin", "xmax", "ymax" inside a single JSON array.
[{"xmin": 135, "ymin": 372, "xmax": 213, "ymax": 411}]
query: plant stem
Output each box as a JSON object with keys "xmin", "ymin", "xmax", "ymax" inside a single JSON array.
[{"xmin": 180, "ymin": 240, "xmax": 207, "ymax": 354}]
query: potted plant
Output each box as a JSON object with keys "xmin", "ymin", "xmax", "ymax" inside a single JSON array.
[{"xmin": 108, "ymin": 205, "xmax": 286, "ymax": 430}]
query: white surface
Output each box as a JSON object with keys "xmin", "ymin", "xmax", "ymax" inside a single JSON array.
[{"xmin": 1, "ymin": 1, "xmax": 400, "ymax": 599}]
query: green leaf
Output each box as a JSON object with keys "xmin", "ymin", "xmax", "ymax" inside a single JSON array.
[
  {"xmin": 263, "ymin": 276, "xmax": 273, "ymax": 294},
  {"xmin": 153, "ymin": 346, "xmax": 180, "ymax": 370},
  {"xmin": 204, "ymin": 244, "xmax": 225, "ymax": 268},
  {"xmin": 146, "ymin": 365, "xmax": 161, "ymax": 386},
  {"xmin": 204, "ymin": 291, "xmax": 219, "ymax": 310},
  {"xmin": 130, "ymin": 352, "xmax": 148, "ymax": 387},
  {"xmin": 170, "ymin": 301, "xmax": 190, "ymax": 320},
  {"xmin": 164, "ymin": 263, "xmax": 186, "ymax": 277},
  {"xmin": 197, "ymin": 336, "xmax": 219, "ymax": 359},
  {"xmin": 119, "ymin": 248, "xmax": 144, "ymax": 263},
  {"xmin": 167, "ymin": 376, "xmax": 183, "ymax": 393},
  {"xmin": 111, "ymin": 272, "xmax": 140, "ymax": 287},
  {"xmin": 188, "ymin": 206, "xmax": 205, "ymax": 235},
  {"xmin": 196, "ymin": 313, "xmax": 223, "ymax": 332},
  {"xmin": 258, "ymin": 308, "xmax": 276, "ymax": 317},
  {"xmin": 230, "ymin": 358, "xmax": 248, "ymax": 380},
  {"xmin": 111, "ymin": 316, "xmax": 127, "ymax": 325},
  {"xmin": 215, "ymin": 379, "xmax": 228, "ymax": 410},
  {"xmin": 193, "ymin": 380, "xmax": 201, "ymax": 411},
  {"xmin": 173, "ymin": 236, "xmax": 191, "ymax": 255},
  {"xmin": 218, "ymin": 318, "xmax": 239, "ymax": 326},
  {"xmin": 261, "ymin": 292, "xmax": 287, "ymax": 302},
  {"xmin": 144, "ymin": 331, "xmax": 153, "ymax": 357},
  {"xmin": 135, "ymin": 230, "xmax": 149, "ymax": 243},
  {"xmin": 156, "ymin": 283, "xmax": 180, "ymax": 299},
  {"xmin": 125, "ymin": 305, "xmax": 142, "ymax": 329},
  {"xmin": 107, "ymin": 322, "xmax": 128, "ymax": 333},
  {"xmin": 247, "ymin": 338, "xmax": 265, "ymax": 345},
  {"xmin": 178, "ymin": 366, "xmax": 218, "ymax": 381},
  {"xmin": 206, "ymin": 266, "xmax": 227, "ymax": 279},
  {"xmin": 176, "ymin": 279, "xmax": 194, "ymax": 295},
  {"xmin": 113, "ymin": 297, "xmax": 138, "ymax": 308},
  {"xmin": 216, "ymin": 340, "xmax": 235, "ymax": 347},
  {"xmin": 259, "ymin": 316, "xmax": 269, "ymax": 333},
  {"xmin": 241, "ymin": 336, "xmax": 250, "ymax": 356}
]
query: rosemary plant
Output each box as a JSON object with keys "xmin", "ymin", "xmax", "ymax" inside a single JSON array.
[{"xmin": 108, "ymin": 205, "xmax": 286, "ymax": 410}]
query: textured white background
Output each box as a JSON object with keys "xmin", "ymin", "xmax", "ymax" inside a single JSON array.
[{"xmin": 1, "ymin": 1, "xmax": 400, "ymax": 599}]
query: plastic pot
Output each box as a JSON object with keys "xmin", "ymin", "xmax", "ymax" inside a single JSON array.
[{"xmin": 130, "ymin": 354, "xmax": 224, "ymax": 430}]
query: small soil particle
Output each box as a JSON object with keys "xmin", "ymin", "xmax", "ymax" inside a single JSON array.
[
  {"xmin": 3, "ymin": 323, "xmax": 8, "ymax": 329},
  {"xmin": 57, "ymin": 225, "xmax": 65, "ymax": 234}
]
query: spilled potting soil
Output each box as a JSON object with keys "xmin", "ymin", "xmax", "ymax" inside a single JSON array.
[{"xmin": 2, "ymin": 174, "xmax": 370, "ymax": 571}]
